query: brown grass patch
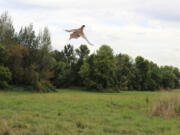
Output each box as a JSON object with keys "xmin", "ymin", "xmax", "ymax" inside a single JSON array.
[
  {"xmin": 0, "ymin": 120, "xmax": 30, "ymax": 135},
  {"xmin": 0, "ymin": 120, "xmax": 12, "ymax": 135},
  {"xmin": 168, "ymin": 89, "xmax": 180, "ymax": 92},
  {"xmin": 150, "ymin": 93, "xmax": 180, "ymax": 119}
]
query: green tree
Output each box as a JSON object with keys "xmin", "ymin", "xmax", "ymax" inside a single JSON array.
[
  {"xmin": 18, "ymin": 24, "xmax": 39, "ymax": 49},
  {"xmin": 0, "ymin": 12, "xmax": 16, "ymax": 46},
  {"xmin": 7, "ymin": 44, "xmax": 28, "ymax": 84},
  {"xmin": 74, "ymin": 45, "xmax": 90, "ymax": 86},
  {"xmin": 146, "ymin": 62, "xmax": 162, "ymax": 90},
  {"xmin": 172, "ymin": 67, "xmax": 180, "ymax": 88},
  {"xmin": 51, "ymin": 61, "xmax": 72, "ymax": 87},
  {"xmin": 76, "ymin": 45, "xmax": 90, "ymax": 61},
  {"xmin": 18, "ymin": 24, "xmax": 40, "ymax": 67},
  {"xmin": 62, "ymin": 44, "xmax": 76, "ymax": 65},
  {"xmin": 51, "ymin": 50, "xmax": 65, "ymax": 62},
  {"xmin": 51, "ymin": 44, "xmax": 76, "ymax": 88},
  {"xmin": 38, "ymin": 27, "xmax": 53, "ymax": 79},
  {"xmin": 0, "ymin": 43, "xmax": 8, "ymax": 65},
  {"xmin": 0, "ymin": 44, "xmax": 11, "ymax": 88},
  {"xmin": 79, "ymin": 54, "xmax": 97, "ymax": 89},
  {"xmin": 160, "ymin": 66, "xmax": 179, "ymax": 89},
  {"xmin": 36, "ymin": 27, "xmax": 55, "ymax": 91},
  {"xmin": 116, "ymin": 53, "xmax": 135, "ymax": 90},
  {"xmin": 79, "ymin": 45, "xmax": 116, "ymax": 90},
  {"xmin": 134, "ymin": 56, "xmax": 149, "ymax": 90}
]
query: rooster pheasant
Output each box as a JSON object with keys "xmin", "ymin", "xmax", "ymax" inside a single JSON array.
[{"xmin": 65, "ymin": 25, "xmax": 94, "ymax": 46}]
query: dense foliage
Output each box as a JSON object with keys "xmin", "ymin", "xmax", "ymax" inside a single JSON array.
[
  {"xmin": 0, "ymin": 12, "xmax": 180, "ymax": 92},
  {"xmin": 79, "ymin": 45, "xmax": 116, "ymax": 90},
  {"xmin": 0, "ymin": 43, "xmax": 12, "ymax": 88}
]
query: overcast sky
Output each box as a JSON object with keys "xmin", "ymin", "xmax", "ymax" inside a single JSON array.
[{"xmin": 1, "ymin": 0, "xmax": 180, "ymax": 68}]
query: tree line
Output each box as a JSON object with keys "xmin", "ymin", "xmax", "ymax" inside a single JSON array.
[{"xmin": 0, "ymin": 12, "xmax": 180, "ymax": 92}]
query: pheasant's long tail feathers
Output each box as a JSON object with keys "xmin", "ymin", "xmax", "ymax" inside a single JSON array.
[
  {"xmin": 64, "ymin": 29, "xmax": 71, "ymax": 32},
  {"xmin": 64, "ymin": 29, "xmax": 77, "ymax": 33},
  {"xmin": 80, "ymin": 33, "xmax": 94, "ymax": 46}
]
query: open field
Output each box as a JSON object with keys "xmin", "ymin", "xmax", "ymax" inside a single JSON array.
[{"xmin": 0, "ymin": 89, "xmax": 180, "ymax": 135}]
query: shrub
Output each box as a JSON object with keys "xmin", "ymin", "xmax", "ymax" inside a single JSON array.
[
  {"xmin": 150, "ymin": 93, "xmax": 180, "ymax": 119},
  {"xmin": 30, "ymin": 71, "xmax": 56, "ymax": 92},
  {"xmin": 40, "ymin": 80, "xmax": 56, "ymax": 92},
  {"xmin": 0, "ymin": 66, "xmax": 12, "ymax": 89},
  {"xmin": 33, "ymin": 80, "xmax": 56, "ymax": 93}
]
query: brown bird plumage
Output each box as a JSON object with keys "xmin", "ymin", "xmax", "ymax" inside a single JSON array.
[{"xmin": 65, "ymin": 25, "xmax": 94, "ymax": 46}]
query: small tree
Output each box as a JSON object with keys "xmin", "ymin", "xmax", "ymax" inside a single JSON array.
[{"xmin": 0, "ymin": 44, "xmax": 11, "ymax": 89}]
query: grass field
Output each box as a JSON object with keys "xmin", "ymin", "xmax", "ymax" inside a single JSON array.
[{"xmin": 0, "ymin": 88, "xmax": 180, "ymax": 135}]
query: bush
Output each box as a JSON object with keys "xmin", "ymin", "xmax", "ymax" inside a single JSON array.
[
  {"xmin": 150, "ymin": 93, "xmax": 180, "ymax": 119},
  {"xmin": 0, "ymin": 66, "xmax": 12, "ymax": 89},
  {"xmin": 40, "ymin": 80, "xmax": 56, "ymax": 92},
  {"xmin": 33, "ymin": 80, "xmax": 56, "ymax": 93}
]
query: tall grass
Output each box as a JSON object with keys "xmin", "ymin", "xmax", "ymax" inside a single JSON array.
[{"xmin": 150, "ymin": 93, "xmax": 180, "ymax": 119}]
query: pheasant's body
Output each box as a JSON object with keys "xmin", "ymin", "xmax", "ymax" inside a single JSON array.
[{"xmin": 70, "ymin": 31, "xmax": 81, "ymax": 39}]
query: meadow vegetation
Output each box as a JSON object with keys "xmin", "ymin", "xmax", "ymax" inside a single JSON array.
[{"xmin": 0, "ymin": 89, "xmax": 180, "ymax": 135}]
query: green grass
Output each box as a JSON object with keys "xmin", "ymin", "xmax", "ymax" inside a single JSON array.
[{"xmin": 0, "ymin": 89, "xmax": 179, "ymax": 135}]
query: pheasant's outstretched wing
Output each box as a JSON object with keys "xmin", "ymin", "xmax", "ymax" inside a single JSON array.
[{"xmin": 80, "ymin": 33, "xmax": 94, "ymax": 46}]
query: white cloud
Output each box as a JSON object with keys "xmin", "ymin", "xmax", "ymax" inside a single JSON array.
[{"xmin": 1, "ymin": 0, "xmax": 180, "ymax": 68}]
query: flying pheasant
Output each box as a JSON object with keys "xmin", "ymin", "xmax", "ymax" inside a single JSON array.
[{"xmin": 65, "ymin": 25, "xmax": 94, "ymax": 46}]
